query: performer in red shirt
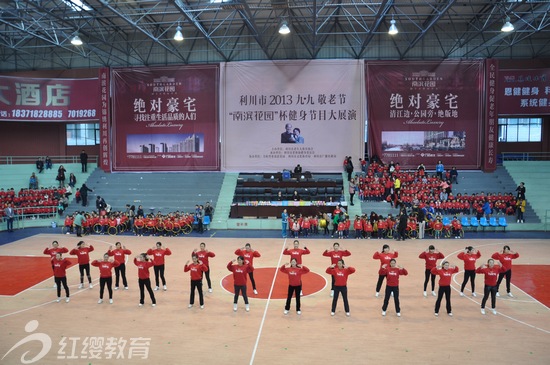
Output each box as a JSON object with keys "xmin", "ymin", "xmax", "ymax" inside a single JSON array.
[
  {"xmin": 108, "ymin": 242, "xmax": 132, "ymax": 290},
  {"xmin": 147, "ymin": 242, "xmax": 172, "ymax": 291},
  {"xmin": 492, "ymin": 245, "xmax": 520, "ymax": 297},
  {"xmin": 234, "ymin": 243, "xmax": 261, "ymax": 295},
  {"xmin": 44, "ymin": 240, "xmax": 69, "ymax": 287},
  {"xmin": 326, "ymin": 259, "xmax": 355, "ymax": 316},
  {"xmin": 283, "ymin": 240, "xmax": 310, "ymax": 265},
  {"xmin": 193, "ymin": 242, "xmax": 216, "ymax": 292},
  {"xmin": 379, "ymin": 259, "xmax": 408, "ymax": 317},
  {"xmin": 52, "ymin": 253, "xmax": 71, "ymax": 303},
  {"xmin": 91, "ymin": 253, "xmax": 120, "ymax": 304},
  {"xmin": 419, "ymin": 245, "xmax": 445, "ymax": 297},
  {"xmin": 431, "ymin": 261, "xmax": 459, "ymax": 316},
  {"xmin": 457, "ymin": 246, "xmax": 481, "ymax": 297},
  {"xmin": 373, "ymin": 244, "xmax": 398, "ymax": 297},
  {"xmin": 476, "ymin": 259, "xmax": 507, "ymax": 315},
  {"xmin": 280, "ymin": 258, "xmax": 310, "ymax": 315},
  {"xmin": 133, "ymin": 253, "xmax": 156, "ymax": 307},
  {"xmin": 227, "ymin": 256, "xmax": 253, "ymax": 312},
  {"xmin": 69, "ymin": 241, "xmax": 95, "ymax": 289},
  {"xmin": 323, "ymin": 242, "xmax": 351, "ymax": 297},
  {"xmin": 184, "ymin": 255, "xmax": 208, "ymax": 309}
]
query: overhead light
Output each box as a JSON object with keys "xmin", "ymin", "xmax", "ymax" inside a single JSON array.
[
  {"xmin": 174, "ymin": 25, "xmax": 184, "ymax": 41},
  {"xmin": 279, "ymin": 20, "xmax": 290, "ymax": 35},
  {"xmin": 501, "ymin": 17, "xmax": 514, "ymax": 32},
  {"xmin": 71, "ymin": 34, "xmax": 83, "ymax": 46},
  {"xmin": 388, "ymin": 19, "xmax": 398, "ymax": 35}
]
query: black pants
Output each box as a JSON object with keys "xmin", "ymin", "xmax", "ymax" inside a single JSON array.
[
  {"xmin": 114, "ymin": 263, "xmax": 128, "ymax": 287},
  {"xmin": 202, "ymin": 267, "xmax": 212, "ymax": 289},
  {"xmin": 248, "ymin": 271, "xmax": 256, "ymax": 290},
  {"xmin": 154, "ymin": 264, "xmax": 166, "ymax": 287},
  {"xmin": 423, "ymin": 269, "xmax": 436, "ymax": 291},
  {"xmin": 81, "ymin": 162, "xmax": 87, "ymax": 172},
  {"xmin": 81, "ymin": 195, "xmax": 88, "ymax": 207},
  {"xmin": 138, "ymin": 278, "xmax": 156, "ymax": 304},
  {"xmin": 99, "ymin": 277, "xmax": 113, "ymax": 299},
  {"xmin": 376, "ymin": 275, "xmax": 386, "ymax": 293},
  {"xmin": 55, "ymin": 277, "xmax": 70, "ymax": 298},
  {"xmin": 382, "ymin": 285, "xmax": 400, "ymax": 313},
  {"xmin": 190, "ymin": 280, "xmax": 204, "ymax": 305},
  {"xmin": 285, "ymin": 285, "xmax": 302, "ymax": 311},
  {"xmin": 75, "ymin": 224, "xmax": 82, "ymax": 237},
  {"xmin": 233, "ymin": 285, "xmax": 249, "ymax": 304},
  {"xmin": 481, "ymin": 285, "xmax": 497, "ymax": 309},
  {"xmin": 460, "ymin": 270, "xmax": 476, "ymax": 293},
  {"xmin": 331, "ymin": 286, "xmax": 349, "ymax": 313},
  {"xmin": 6, "ymin": 217, "xmax": 13, "ymax": 231},
  {"xmin": 435, "ymin": 286, "xmax": 452, "ymax": 314},
  {"xmin": 79, "ymin": 264, "xmax": 91, "ymax": 283},
  {"xmin": 496, "ymin": 269, "xmax": 512, "ymax": 293}
]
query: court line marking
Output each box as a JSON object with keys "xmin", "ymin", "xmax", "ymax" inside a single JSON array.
[
  {"xmin": 445, "ymin": 242, "xmax": 550, "ymax": 334},
  {"xmin": 249, "ymin": 237, "xmax": 287, "ymax": 365}
]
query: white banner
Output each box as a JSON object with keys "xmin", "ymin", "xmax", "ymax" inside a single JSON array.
[{"xmin": 221, "ymin": 60, "xmax": 365, "ymax": 172}]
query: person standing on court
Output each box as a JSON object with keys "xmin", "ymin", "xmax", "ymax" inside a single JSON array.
[
  {"xmin": 457, "ymin": 246, "xmax": 481, "ymax": 297},
  {"xmin": 323, "ymin": 242, "xmax": 351, "ymax": 298},
  {"xmin": 91, "ymin": 253, "xmax": 120, "ymax": 304},
  {"xmin": 44, "ymin": 240, "xmax": 69, "ymax": 287},
  {"xmin": 134, "ymin": 253, "xmax": 156, "ymax": 307},
  {"xmin": 184, "ymin": 254, "xmax": 208, "ymax": 309},
  {"xmin": 492, "ymin": 245, "xmax": 520, "ymax": 297},
  {"xmin": 52, "ymin": 252, "xmax": 71, "ymax": 303},
  {"xmin": 476, "ymin": 259, "xmax": 507, "ymax": 315},
  {"xmin": 4, "ymin": 203, "xmax": 15, "ymax": 232},
  {"xmin": 69, "ymin": 241, "xmax": 94, "ymax": 289},
  {"xmin": 193, "ymin": 242, "xmax": 216, "ymax": 293},
  {"xmin": 80, "ymin": 149, "xmax": 88, "ymax": 173},
  {"xmin": 419, "ymin": 245, "xmax": 444, "ymax": 297},
  {"xmin": 373, "ymin": 244, "xmax": 398, "ymax": 297},
  {"xmin": 147, "ymin": 242, "xmax": 172, "ymax": 291},
  {"xmin": 326, "ymin": 259, "xmax": 355, "ymax": 317},
  {"xmin": 431, "ymin": 261, "xmax": 459, "ymax": 316},
  {"xmin": 73, "ymin": 211, "xmax": 86, "ymax": 237},
  {"xmin": 280, "ymin": 258, "xmax": 310, "ymax": 315},
  {"xmin": 234, "ymin": 243, "xmax": 261, "ymax": 295},
  {"xmin": 227, "ymin": 256, "xmax": 252, "ymax": 312},
  {"xmin": 108, "ymin": 242, "xmax": 132, "ymax": 290},
  {"xmin": 281, "ymin": 209, "xmax": 289, "ymax": 238},
  {"xmin": 380, "ymin": 259, "xmax": 408, "ymax": 317}
]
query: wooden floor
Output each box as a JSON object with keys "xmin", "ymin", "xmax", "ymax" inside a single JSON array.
[{"xmin": 0, "ymin": 233, "xmax": 549, "ymax": 365}]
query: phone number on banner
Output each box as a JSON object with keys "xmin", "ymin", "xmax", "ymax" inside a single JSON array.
[{"xmin": 10, "ymin": 109, "xmax": 97, "ymax": 119}]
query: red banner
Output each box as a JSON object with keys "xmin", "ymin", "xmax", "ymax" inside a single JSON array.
[
  {"xmin": 0, "ymin": 76, "xmax": 100, "ymax": 122},
  {"xmin": 498, "ymin": 68, "xmax": 550, "ymax": 116},
  {"xmin": 99, "ymin": 68, "xmax": 111, "ymax": 172},
  {"xmin": 483, "ymin": 59, "xmax": 498, "ymax": 172},
  {"xmin": 111, "ymin": 66, "xmax": 220, "ymax": 171},
  {"xmin": 366, "ymin": 60, "xmax": 483, "ymax": 169}
]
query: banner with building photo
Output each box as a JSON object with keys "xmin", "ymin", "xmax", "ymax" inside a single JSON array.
[
  {"xmin": 498, "ymin": 68, "xmax": 550, "ymax": 116},
  {"xmin": 366, "ymin": 60, "xmax": 484, "ymax": 169},
  {"xmin": 221, "ymin": 60, "xmax": 365, "ymax": 172},
  {"xmin": 111, "ymin": 65, "xmax": 219, "ymax": 171}
]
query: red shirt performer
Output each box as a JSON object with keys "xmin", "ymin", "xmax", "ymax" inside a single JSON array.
[
  {"xmin": 419, "ymin": 245, "xmax": 445, "ymax": 297},
  {"xmin": 184, "ymin": 255, "xmax": 208, "ymax": 309},
  {"xmin": 234, "ymin": 243, "xmax": 261, "ymax": 295},
  {"xmin": 491, "ymin": 245, "xmax": 520, "ymax": 297},
  {"xmin": 326, "ymin": 259, "xmax": 355, "ymax": 317},
  {"xmin": 323, "ymin": 242, "xmax": 351, "ymax": 297},
  {"xmin": 69, "ymin": 241, "xmax": 95, "ymax": 289},
  {"xmin": 227, "ymin": 256, "xmax": 253, "ymax": 312},
  {"xmin": 476, "ymin": 259, "xmax": 507, "ymax": 315},
  {"xmin": 431, "ymin": 261, "xmax": 459, "ymax": 316},
  {"xmin": 44, "ymin": 240, "xmax": 69, "ymax": 287},
  {"xmin": 91, "ymin": 253, "xmax": 120, "ymax": 304},
  {"xmin": 108, "ymin": 241, "xmax": 132, "ymax": 290},
  {"xmin": 280, "ymin": 258, "xmax": 310, "ymax": 315},
  {"xmin": 379, "ymin": 259, "xmax": 408, "ymax": 317},
  {"xmin": 457, "ymin": 246, "xmax": 481, "ymax": 297},
  {"xmin": 147, "ymin": 241, "xmax": 172, "ymax": 291},
  {"xmin": 193, "ymin": 242, "xmax": 216, "ymax": 292},
  {"xmin": 134, "ymin": 253, "xmax": 156, "ymax": 307},
  {"xmin": 52, "ymin": 253, "xmax": 71, "ymax": 303},
  {"xmin": 373, "ymin": 244, "xmax": 398, "ymax": 297}
]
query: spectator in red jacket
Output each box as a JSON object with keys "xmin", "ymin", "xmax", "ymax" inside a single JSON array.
[
  {"xmin": 193, "ymin": 242, "xmax": 216, "ymax": 293},
  {"xmin": 147, "ymin": 242, "xmax": 172, "ymax": 291},
  {"xmin": 457, "ymin": 246, "xmax": 481, "ymax": 297},
  {"xmin": 280, "ymin": 258, "xmax": 310, "ymax": 315},
  {"xmin": 52, "ymin": 253, "xmax": 71, "ymax": 303},
  {"xmin": 69, "ymin": 241, "xmax": 94, "ymax": 289},
  {"xmin": 492, "ymin": 245, "xmax": 520, "ymax": 297},
  {"xmin": 184, "ymin": 255, "xmax": 208, "ymax": 309},
  {"xmin": 92, "ymin": 253, "xmax": 120, "ymax": 304},
  {"xmin": 227, "ymin": 256, "xmax": 253, "ymax": 312},
  {"xmin": 326, "ymin": 259, "xmax": 355, "ymax": 317},
  {"xmin": 431, "ymin": 261, "xmax": 459, "ymax": 316},
  {"xmin": 380, "ymin": 259, "xmax": 408, "ymax": 317},
  {"xmin": 323, "ymin": 242, "xmax": 351, "ymax": 297},
  {"xmin": 234, "ymin": 243, "xmax": 261, "ymax": 295},
  {"xmin": 419, "ymin": 245, "xmax": 445, "ymax": 297},
  {"xmin": 134, "ymin": 253, "xmax": 156, "ymax": 307},
  {"xmin": 476, "ymin": 259, "xmax": 507, "ymax": 315},
  {"xmin": 108, "ymin": 242, "xmax": 132, "ymax": 290}
]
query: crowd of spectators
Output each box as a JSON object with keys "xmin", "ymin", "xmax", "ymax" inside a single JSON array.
[{"xmin": 0, "ymin": 187, "xmax": 68, "ymax": 219}]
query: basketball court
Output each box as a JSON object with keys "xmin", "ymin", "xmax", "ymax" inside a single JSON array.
[{"xmin": 0, "ymin": 232, "xmax": 549, "ymax": 364}]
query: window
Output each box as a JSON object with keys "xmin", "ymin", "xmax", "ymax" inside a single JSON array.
[
  {"xmin": 66, "ymin": 123, "xmax": 100, "ymax": 146},
  {"xmin": 497, "ymin": 118, "xmax": 542, "ymax": 142}
]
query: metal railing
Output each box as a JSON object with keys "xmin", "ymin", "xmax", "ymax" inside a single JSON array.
[
  {"xmin": 499, "ymin": 152, "xmax": 550, "ymax": 163},
  {"xmin": 545, "ymin": 209, "xmax": 550, "ymax": 232},
  {"xmin": 0, "ymin": 155, "xmax": 98, "ymax": 165},
  {"xmin": 1, "ymin": 205, "xmax": 60, "ymax": 231}
]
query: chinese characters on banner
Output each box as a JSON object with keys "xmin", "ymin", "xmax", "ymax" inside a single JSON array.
[
  {"xmin": 498, "ymin": 68, "xmax": 550, "ymax": 115},
  {"xmin": 111, "ymin": 66, "xmax": 220, "ymax": 171},
  {"xmin": 0, "ymin": 76, "xmax": 99, "ymax": 121},
  {"xmin": 222, "ymin": 60, "xmax": 365, "ymax": 172},
  {"xmin": 99, "ymin": 68, "xmax": 111, "ymax": 172},
  {"xmin": 366, "ymin": 61, "xmax": 483, "ymax": 169},
  {"xmin": 484, "ymin": 59, "xmax": 498, "ymax": 171}
]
